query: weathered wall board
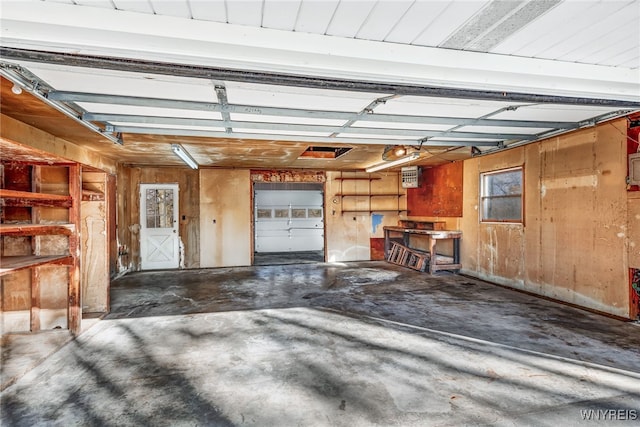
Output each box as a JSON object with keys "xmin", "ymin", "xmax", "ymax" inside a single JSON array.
[
  {"xmin": 325, "ymin": 171, "xmax": 405, "ymax": 262},
  {"xmin": 81, "ymin": 172, "xmax": 109, "ymax": 313},
  {"xmin": 461, "ymin": 119, "xmax": 631, "ymax": 318},
  {"xmin": 117, "ymin": 166, "xmax": 201, "ymax": 271},
  {"xmin": 407, "ymin": 162, "xmax": 463, "ymax": 217},
  {"xmin": 200, "ymin": 169, "xmax": 251, "ymax": 268}
]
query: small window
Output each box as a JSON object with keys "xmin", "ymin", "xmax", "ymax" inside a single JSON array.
[
  {"xmin": 291, "ymin": 208, "xmax": 307, "ymax": 218},
  {"xmin": 480, "ymin": 167, "xmax": 523, "ymax": 223},
  {"xmin": 274, "ymin": 209, "xmax": 289, "ymax": 218},
  {"xmin": 308, "ymin": 208, "xmax": 323, "ymax": 218},
  {"xmin": 256, "ymin": 209, "xmax": 272, "ymax": 219}
]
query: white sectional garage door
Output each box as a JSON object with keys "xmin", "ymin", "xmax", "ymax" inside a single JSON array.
[{"xmin": 254, "ymin": 185, "xmax": 324, "ymax": 253}]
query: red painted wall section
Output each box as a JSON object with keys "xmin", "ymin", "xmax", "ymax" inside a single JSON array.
[
  {"xmin": 370, "ymin": 238, "xmax": 385, "ymax": 261},
  {"xmin": 407, "ymin": 161, "xmax": 464, "ymax": 217}
]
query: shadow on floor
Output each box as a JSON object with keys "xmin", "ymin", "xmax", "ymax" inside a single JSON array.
[{"xmin": 253, "ymin": 250, "xmax": 324, "ymax": 265}]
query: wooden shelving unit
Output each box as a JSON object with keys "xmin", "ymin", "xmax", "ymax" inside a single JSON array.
[
  {"xmin": 1, "ymin": 161, "xmax": 81, "ymax": 334},
  {"xmin": 334, "ymin": 172, "xmax": 407, "ymax": 215}
]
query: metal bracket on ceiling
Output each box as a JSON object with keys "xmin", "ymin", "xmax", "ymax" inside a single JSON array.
[
  {"xmin": 329, "ymin": 94, "xmax": 400, "ymax": 138},
  {"xmin": 214, "ymin": 84, "xmax": 232, "ymax": 133}
]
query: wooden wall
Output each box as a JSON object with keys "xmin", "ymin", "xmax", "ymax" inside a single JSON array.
[
  {"xmin": 461, "ymin": 119, "xmax": 632, "ymax": 318},
  {"xmin": 117, "ymin": 166, "xmax": 200, "ymax": 272},
  {"xmin": 407, "ymin": 161, "xmax": 464, "ymax": 217},
  {"xmin": 81, "ymin": 172, "xmax": 109, "ymax": 313},
  {"xmin": 199, "ymin": 169, "xmax": 251, "ymax": 268},
  {"xmin": 1, "ymin": 165, "xmax": 70, "ymax": 332},
  {"xmin": 325, "ymin": 171, "xmax": 406, "ymax": 262}
]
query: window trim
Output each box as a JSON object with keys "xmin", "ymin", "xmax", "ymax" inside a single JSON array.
[{"xmin": 480, "ymin": 166, "xmax": 524, "ymax": 224}]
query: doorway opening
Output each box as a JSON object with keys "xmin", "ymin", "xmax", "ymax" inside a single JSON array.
[{"xmin": 253, "ymin": 182, "xmax": 325, "ymax": 265}]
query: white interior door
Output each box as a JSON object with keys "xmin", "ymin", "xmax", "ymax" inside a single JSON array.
[{"xmin": 140, "ymin": 183, "xmax": 180, "ymax": 270}]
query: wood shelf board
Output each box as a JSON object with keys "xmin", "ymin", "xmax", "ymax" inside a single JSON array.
[
  {"xmin": 0, "ymin": 223, "xmax": 75, "ymax": 236},
  {"xmin": 0, "ymin": 255, "xmax": 72, "ymax": 276},
  {"xmin": 0, "ymin": 189, "xmax": 72, "ymax": 207}
]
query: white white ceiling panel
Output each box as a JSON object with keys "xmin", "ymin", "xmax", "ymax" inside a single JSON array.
[
  {"xmin": 233, "ymin": 128, "xmax": 332, "ymax": 137},
  {"xmin": 384, "ymin": 1, "xmax": 451, "ymax": 44},
  {"xmin": 354, "ymin": 1, "xmax": 413, "ymax": 41},
  {"xmin": 350, "ymin": 121, "xmax": 454, "ymax": 132},
  {"xmin": 225, "ymin": 82, "xmax": 385, "ymax": 112},
  {"xmin": 503, "ymin": 1, "xmax": 630, "ymax": 59},
  {"xmin": 295, "ymin": 0, "xmax": 340, "ymax": 34},
  {"xmin": 111, "ymin": 0, "xmax": 154, "ymax": 14},
  {"xmin": 375, "ymin": 96, "xmax": 523, "ymax": 119},
  {"xmin": 226, "ymin": 0, "xmax": 263, "ymax": 26},
  {"xmin": 189, "ymin": 0, "xmax": 227, "ymax": 22},
  {"xmin": 78, "ymin": 103, "xmax": 224, "ymax": 120},
  {"xmin": 325, "ymin": 0, "xmax": 377, "ymax": 38},
  {"xmin": 413, "ymin": 0, "xmax": 490, "ymax": 46},
  {"xmin": 540, "ymin": 3, "xmax": 639, "ymax": 61},
  {"xmin": 263, "ymin": 0, "xmax": 302, "ymax": 31},
  {"xmin": 150, "ymin": 0, "xmax": 192, "ymax": 19},
  {"xmin": 74, "ymin": 0, "xmax": 114, "ymax": 7},
  {"xmin": 489, "ymin": 105, "xmax": 616, "ymax": 123},
  {"xmin": 454, "ymin": 126, "xmax": 550, "ymax": 135},
  {"xmin": 606, "ymin": 49, "xmax": 640, "ymax": 68},
  {"xmin": 490, "ymin": 1, "xmax": 597, "ymax": 56},
  {"xmin": 561, "ymin": 22, "xmax": 639, "ymax": 64},
  {"xmin": 20, "ymin": 63, "xmax": 219, "ymax": 101},
  {"xmin": 338, "ymin": 133, "xmax": 416, "ymax": 140},
  {"xmin": 230, "ymin": 113, "xmax": 345, "ymax": 127},
  {"xmin": 112, "ymin": 122, "xmax": 227, "ymax": 132}
]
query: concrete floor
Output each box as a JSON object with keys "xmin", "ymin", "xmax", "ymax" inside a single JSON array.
[
  {"xmin": 2, "ymin": 261, "xmax": 640, "ymax": 426},
  {"xmin": 253, "ymin": 250, "xmax": 325, "ymax": 265}
]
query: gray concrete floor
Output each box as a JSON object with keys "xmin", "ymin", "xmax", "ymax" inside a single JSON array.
[
  {"xmin": 2, "ymin": 261, "xmax": 640, "ymax": 426},
  {"xmin": 253, "ymin": 250, "xmax": 325, "ymax": 265}
]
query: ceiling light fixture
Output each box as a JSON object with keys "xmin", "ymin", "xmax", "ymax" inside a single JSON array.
[
  {"xmin": 366, "ymin": 152, "xmax": 420, "ymax": 173},
  {"xmin": 11, "ymin": 83, "xmax": 22, "ymax": 95},
  {"xmin": 171, "ymin": 144, "xmax": 198, "ymax": 169},
  {"xmin": 394, "ymin": 146, "xmax": 407, "ymax": 156}
]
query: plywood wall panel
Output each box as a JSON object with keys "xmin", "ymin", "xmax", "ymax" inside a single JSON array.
[
  {"xmin": 117, "ymin": 166, "xmax": 200, "ymax": 271},
  {"xmin": 38, "ymin": 266, "xmax": 68, "ymax": 330},
  {"xmin": 81, "ymin": 199, "xmax": 108, "ymax": 313},
  {"xmin": 408, "ymin": 162, "xmax": 463, "ymax": 217},
  {"xmin": 628, "ymin": 193, "xmax": 640, "ymax": 268},
  {"xmin": 325, "ymin": 171, "xmax": 403, "ymax": 262},
  {"xmin": 461, "ymin": 119, "xmax": 631, "ymax": 318},
  {"xmin": 1, "ymin": 271, "xmax": 31, "ymax": 332},
  {"xmin": 200, "ymin": 169, "xmax": 251, "ymax": 268}
]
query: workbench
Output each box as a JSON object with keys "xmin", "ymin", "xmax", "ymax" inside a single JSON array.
[{"xmin": 383, "ymin": 225, "xmax": 462, "ymax": 274}]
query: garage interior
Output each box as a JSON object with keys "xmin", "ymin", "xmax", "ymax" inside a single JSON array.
[{"xmin": 1, "ymin": 0, "xmax": 640, "ymax": 425}]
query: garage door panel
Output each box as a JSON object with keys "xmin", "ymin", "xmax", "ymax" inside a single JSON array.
[{"xmin": 255, "ymin": 188, "xmax": 324, "ymax": 253}]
